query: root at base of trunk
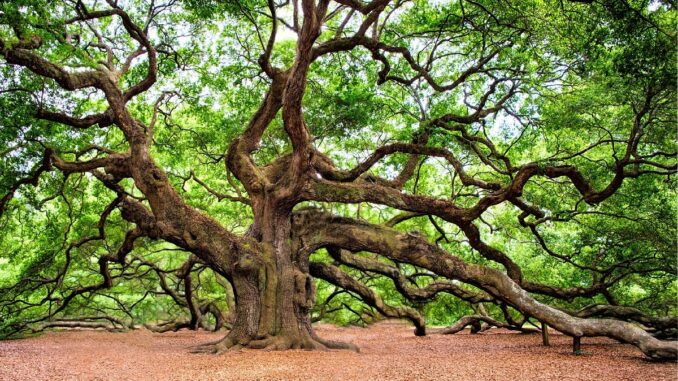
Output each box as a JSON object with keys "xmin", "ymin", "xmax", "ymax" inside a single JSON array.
[{"xmin": 192, "ymin": 331, "xmax": 359, "ymax": 353}]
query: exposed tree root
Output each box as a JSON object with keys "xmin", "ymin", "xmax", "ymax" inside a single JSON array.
[
  {"xmin": 312, "ymin": 334, "xmax": 361, "ymax": 352},
  {"xmin": 191, "ymin": 334, "xmax": 243, "ymax": 354},
  {"xmin": 145, "ymin": 320, "xmax": 191, "ymax": 333},
  {"xmin": 192, "ymin": 330, "xmax": 359, "ymax": 354}
]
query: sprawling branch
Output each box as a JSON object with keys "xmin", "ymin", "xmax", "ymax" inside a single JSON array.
[
  {"xmin": 313, "ymin": 36, "xmax": 504, "ymax": 92},
  {"xmin": 0, "ymin": 149, "xmax": 52, "ymax": 218},
  {"xmin": 295, "ymin": 210, "xmax": 678, "ymax": 360},
  {"xmin": 0, "ymin": 38, "xmax": 105, "ymax": 91},
  {"xmin": 571, "ymin": 304, "xmax": 678, "ymax": 333},
  {"xmin": 117, "ymin": 196, "xmax": 259, "ymax": 279},
  {"xmin": 35, "ymin": 108, "xmax": 114, "ymax": 129},
  {"xmin": 67, "ymin": 1, "xmax": 158, "ymax": 101},
  {"xmin": 326, "ymin": 247, "xmax": 492, "ymax": 304},
  {"xmin": 313, "ymin": 143, "xmax": 500, "ymax": 190}
]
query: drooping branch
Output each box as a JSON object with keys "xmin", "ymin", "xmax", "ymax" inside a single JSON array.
[
  {"xmin": 137, "ymin": 255, "xmax": 229, "ymax": 332},
  {"xmin": 440, "ymin": 314, "xmax": 538, "ymax": 335},
  {"xmin": 309, "ymin": 261, "xmax": 426, "ymax": 336},
  {"xmin": 33, "ymin": 317, "xmax": 130, "ymax": 333},
  {"xmin": 295, "ymin": 210, "xmax": 678, "ymax": 360},
  {"xmin": 571, "ymin": 304, "xmax": 678, "ymax": 333},
  {"xmin": 0, "ymin": 193, "xmax": 144, "ymax": 337},
  {"xmin": 326, "ymin": 247, "xmax": 492, "ymax": 304}
]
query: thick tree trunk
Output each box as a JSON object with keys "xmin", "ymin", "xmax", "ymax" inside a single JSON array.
[{"xmin": 198, "ymin": 201, "xmax": 356, "ymax": 352}]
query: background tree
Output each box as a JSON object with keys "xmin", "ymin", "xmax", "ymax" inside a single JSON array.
[{"xmin": 0, "ymin": 0, "xmax": 675, "ymax": 359}]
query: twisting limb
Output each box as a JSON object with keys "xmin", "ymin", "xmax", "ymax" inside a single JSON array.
[
  {"xmin": 326, "ymin": 247, "xmax": 493, "ymax": 304},
  {"xmin": 35, "ymin": 108, "xmax": 114, "ymax": 129},
  {"xmin": 0, "ymin": 149, "xmax": 52, "ymax": 218},
  {"xmin": 309, "ymin": 261, "xmax": 427, "ymax": 336},
  {"xmin": 188, "ymin": 171, "xmax": 251, "ymax": 205}
]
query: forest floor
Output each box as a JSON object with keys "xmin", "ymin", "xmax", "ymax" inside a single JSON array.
[{"xmin": 0, "ymin": 321, "xmax": 676, "ymax": 381}]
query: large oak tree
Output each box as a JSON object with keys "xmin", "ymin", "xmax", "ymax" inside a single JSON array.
[{"xmin": 0, "ymin": 0, "xmax": 676, "ymax": 360}]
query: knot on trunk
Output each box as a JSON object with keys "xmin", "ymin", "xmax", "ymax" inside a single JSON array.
[
  {"xmin": 233, "ymin": 252, "xmax": 262, "ymax": 274},
  {"xmin": 293, "ymin": 269, "xmax": 315, "ymax": 311}
]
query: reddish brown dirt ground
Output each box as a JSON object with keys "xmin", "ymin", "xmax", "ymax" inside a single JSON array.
[{"xmin": 0, "ymin": 321, "xmax": 676, "ymax": 381}]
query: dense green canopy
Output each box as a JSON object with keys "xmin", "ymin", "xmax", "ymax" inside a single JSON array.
[{"xmin": 0, "ymin": 0, "xmax": 675, "ymax": 359}]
